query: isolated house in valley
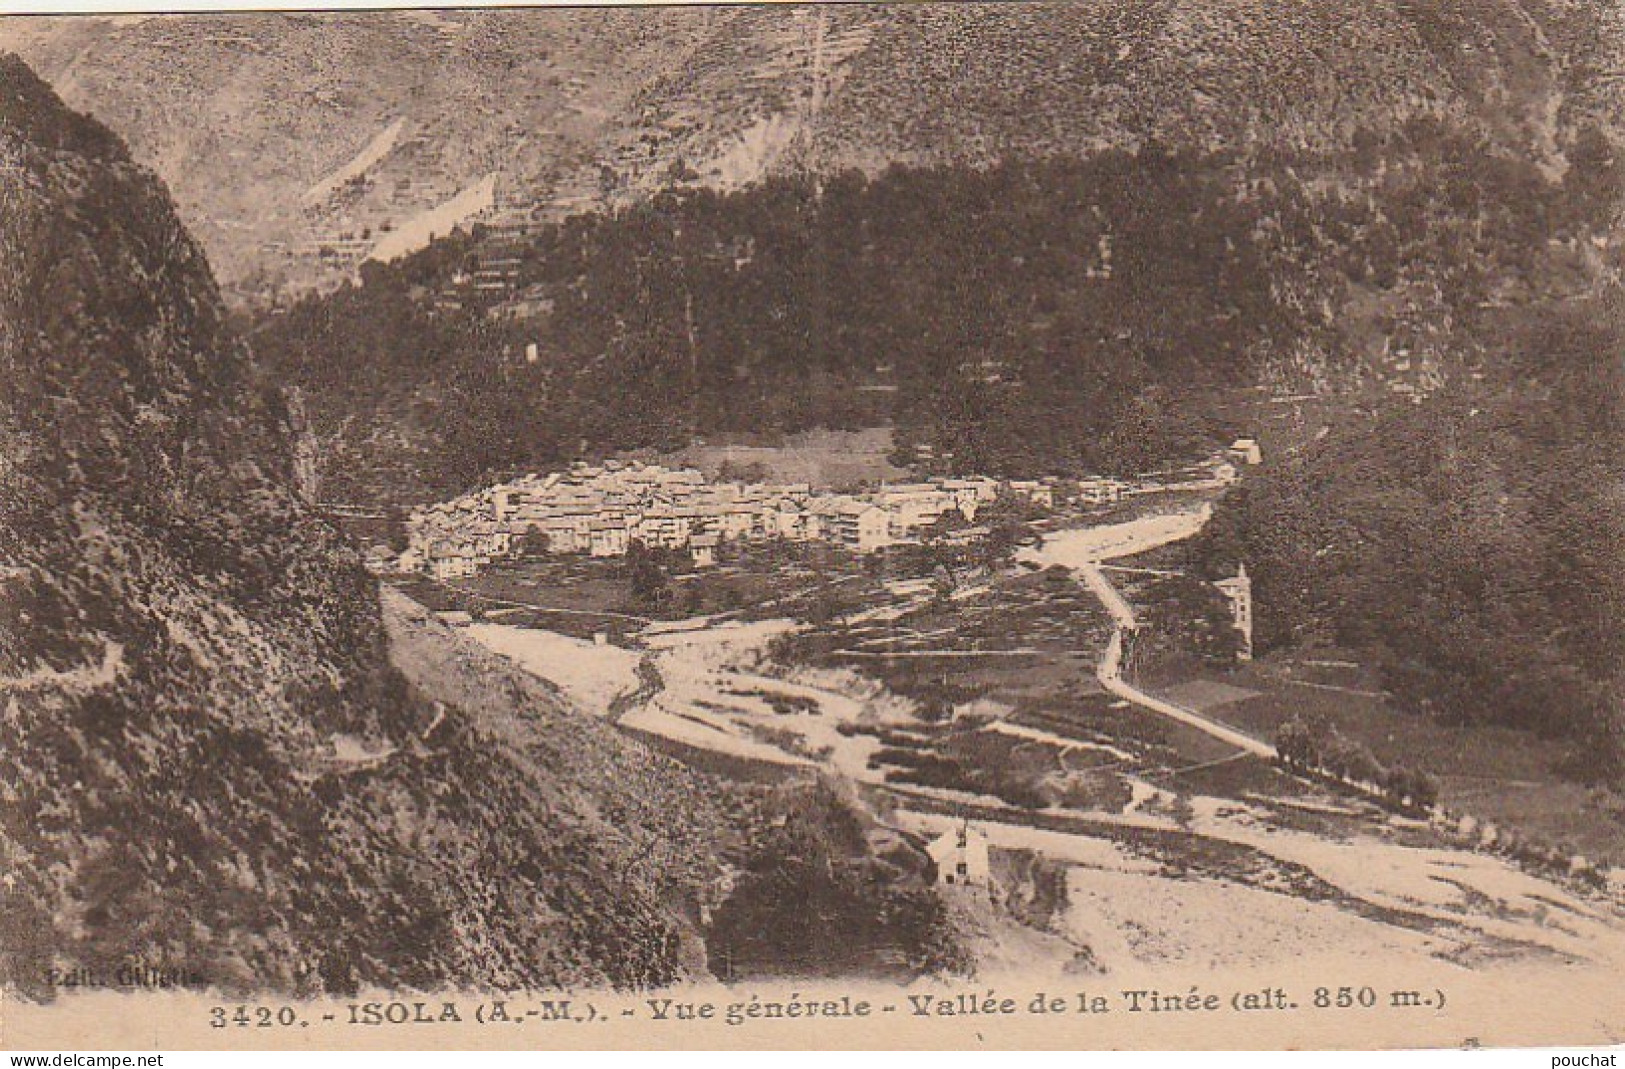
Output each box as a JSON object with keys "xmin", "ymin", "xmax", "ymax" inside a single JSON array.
[{"xmin": 927, "ymin": 823, "xmax": 991, "ymax": 889}]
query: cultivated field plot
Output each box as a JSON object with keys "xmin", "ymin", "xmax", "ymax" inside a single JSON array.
[{"xmin": 445, "ymin": 545, "xmax": 1625, "ymax": 984}]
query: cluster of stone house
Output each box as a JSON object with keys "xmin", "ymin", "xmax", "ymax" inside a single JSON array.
[{"xmin": 398, "ymin": 460, "xmax": 1072, "ymax": 580}]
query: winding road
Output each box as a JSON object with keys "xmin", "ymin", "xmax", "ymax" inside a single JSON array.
[{"xmin": 1020, "ymin": 505, "xmax": 1276, "ymax": 760}]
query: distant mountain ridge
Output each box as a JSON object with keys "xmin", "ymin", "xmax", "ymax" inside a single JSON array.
[{"xmin": 3, "ymin": 2, "xmax": 1620, "ymax": 300}]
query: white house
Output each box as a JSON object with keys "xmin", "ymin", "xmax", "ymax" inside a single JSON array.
[
  {"xmin": 942, "ymin": 477, "xmax": 999, "ymax": 508},
  {"xmin": 1006, "ymin": 480, "xmax": 1055, "ymax": 508},
  {"xmin": 719, "ymin": 502, "xmax": 759, "ymax": 540},
  {"xmin": 637, "ymin": 506, "xmax": 692, "ymax": 549},
  {"xmin": 927, "ymin": 823, "xmax": 991, "ymax": 890},
  {"xmin": 1214, "ymin": 564, "xmax": 1254, "ymax": 661},
  {"xmin": 772, "ymin": 498, "xmax": 812, "ymax": 541},
  {"xmin": 881, "ymin": 489, "xmax": 958, "ymax": 539},
  {"xmin": 588, "ymin": 516, "xmax": 630, "ymax": 557},
  {"xmin": 428, "ymin": 541, "xmax": 479, "ymax": 580},
  {"xmin": 690, "ymin": 531, "xmax": 720, "ymax": 568}
]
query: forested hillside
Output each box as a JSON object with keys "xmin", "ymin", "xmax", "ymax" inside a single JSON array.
[{"xmin": 255, "ymin": 110, "xmax": 1618, "ymax": 505}]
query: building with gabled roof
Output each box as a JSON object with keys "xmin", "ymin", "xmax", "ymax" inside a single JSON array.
[
  {"xmin": 1227, "ymin": 438, "xmax": 1263, "ymax": 466},
  {"xmin": 588, "ymin": 514, "xmax": 630, "ymax": 557},
  {"xmin": 927, "ymin": 823, "xmax": 991, "ymax": 890}
]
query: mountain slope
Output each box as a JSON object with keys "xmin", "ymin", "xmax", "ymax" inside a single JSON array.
[
  {"xmin": 3, "ymin": 2, "xmax": 1619, "ymax": 300},
  {"xmin": 0, "ymin": 53, "xmax": 752, "ymax": 997}
]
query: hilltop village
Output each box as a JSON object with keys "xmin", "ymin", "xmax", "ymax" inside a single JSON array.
[{"xmin": 399, "ymin": 446, "xmax": 1256, "ymax": 580}]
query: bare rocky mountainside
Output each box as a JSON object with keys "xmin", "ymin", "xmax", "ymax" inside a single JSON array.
[
  {"xmin": 0, "ymin": 56, "xmax": 950, "ymax": 997},
  {"xmin": 2, "ymin": 2, "xmax": 1621, "ymax": 301}
]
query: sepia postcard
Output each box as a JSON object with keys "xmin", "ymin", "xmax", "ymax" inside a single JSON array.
[{"xmin": 0, "ymin": 0, "xmax": 1622, "ymax": 1053}]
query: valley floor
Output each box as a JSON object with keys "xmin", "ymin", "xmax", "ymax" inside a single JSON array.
[{"xmin": 416, "ymin": 499, "xmax": 1625, "ymax": 984}]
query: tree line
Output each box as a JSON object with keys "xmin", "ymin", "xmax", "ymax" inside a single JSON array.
[{"xmin": 250, "ymin": 120, "xmax": 1598, "ymax": 504}]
